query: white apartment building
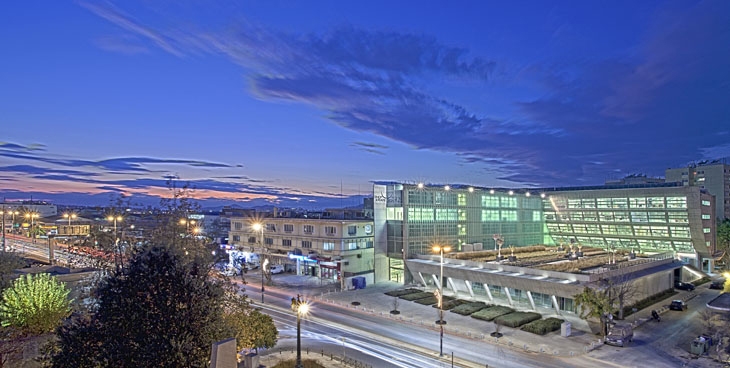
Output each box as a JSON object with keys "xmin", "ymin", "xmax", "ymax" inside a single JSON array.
[
  {"xmin": 666, "ymin": 160, "xmax": 730, "ymax": 220},
  {"xmin": 229, "ymin": 217, "xmax": 375, "ymax": 286}
]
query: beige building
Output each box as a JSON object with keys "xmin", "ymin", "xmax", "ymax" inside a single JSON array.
[
  {"xmin": 666, "ymin": 160, "xmax": 730, "ymax": 220},
  {"xmin": 229, "ymin": 217, "xmax": 375, "ymax": 287}
]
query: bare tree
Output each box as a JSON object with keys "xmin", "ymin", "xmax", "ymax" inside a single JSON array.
[{"xmin": 604, "ymin": 273, "xmax": 639, "ymax": 320}]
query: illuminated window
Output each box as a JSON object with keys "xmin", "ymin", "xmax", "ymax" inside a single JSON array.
[
  {"xmin": 458, "ymin": 194, "xmax": 466, "ymax": 206},
  {"xmin": 304, "ymin": 225, "xmax": 314, "ymax": 234},
  {"xmin": 703, "ymin": 228, "xmax": 711, "ymax": 233},
  {"xmin": 481, "ymin": 196, "xmax": 499, "ymax": 207},
  {"xmin": 325, "ymin": 226, "xmax": 337, "ymax": 235},
  {"xmin": 501, "ymin": 210, "xmax": 517, "ymax": 221},
  {"xmin": 702, "ymin": 200, "xmax": 711, "ymax": 206},
  {"xmin": 482, "ymin": 210, "xmax": 499, "ymax": 221},
  {"xmin": 702, "ymin": 214, "xmax": 711, "ymax": 220},
  {"xmin": 323, "ymin": 242, "xmax": 335, "ymax": 251}
]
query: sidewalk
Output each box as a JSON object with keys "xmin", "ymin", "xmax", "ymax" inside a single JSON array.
[{"xmin": 260, "ymin": 274, "xmax": 699, "ymax": 361}]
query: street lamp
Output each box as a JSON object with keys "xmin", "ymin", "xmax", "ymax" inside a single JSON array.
[
  {"xmin": 25, "ymin": 212, "xmax": 39, "ymax": 243},
  {"xmin": 432, "ymin": 244, "xmax": 451, "ymax": 357},
  {"xmin": 107, "ymin": 215, "xmax": 123, "ymax": 269},
  {"xmin": 291, "ymin": 294, "xmax": 309, "ymax": 368},
  {"xmin": 0, "ymin": 207, "xmax": 9, "ymax": 251},
  {"xmin": 253, "ymin": 223, "xmax": 266, "ymax": 303},
  {"xmin": 63, "ymin": 212, "xmax": 77, "ymax": 236}
]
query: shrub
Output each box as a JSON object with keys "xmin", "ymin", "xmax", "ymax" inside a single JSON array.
[
  {"xmin": 385, "ymin": 288, "xmax": 421, "ymax": 297},
  {"xmin": 692, "ymin": 277, "xmax": 711, "ymax": 286},
  {"xmin": 494, "ymin": 312, "xmax": 541, "ymax": 327},
  {"xmin": 435, "ymin": 299, "xmax": 469, "ymax": 310},
  {"xmin": 622, "ymin": 288, "xmax": 677, "ymax": 317},
  {"xmin": 400, "ymin": 292, "xmax": 434, "ymax": 301},
  {"xmin": 450, "ymin": 301, "xmax": 488, "ymax": 315},
  {"xmin": 521, "ymin": 317, "xmax": 564, "ymax": 335},
  {"xmin": 470, "ymin": 306, "xmax": 514, "ymax": 321},
  {"xmin": 417, "ymin": 295, "xmax": 453, "ymax": 306}
]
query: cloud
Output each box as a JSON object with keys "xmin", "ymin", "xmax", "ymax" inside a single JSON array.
[
  {"xmin": 349, "ymin": 141, "xmax": 388, "ymax": 155},
  {"xmin": 85, "ymin": 1, "xmax": 730, "ymax": 187}
]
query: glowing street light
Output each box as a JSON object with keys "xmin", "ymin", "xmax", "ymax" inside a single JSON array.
[
  {"xmin": 107, "ymin": 215, "xmax": 123, "ymax": 269},
  {"xmin": 63, "ymin": 212, "xmax": 77, "ymax": 236},
  {"xmin": 253, "ymin": 223, "xmax": 266, "ymax": 303},
  {"xmin": 432, "ymin": 244, "xmax": 451, "ymax": 357},
  {"xmin": 24, "ymin": 212, "xmax": 40, "ymax": 243},
  {"xmin": 291, "ymin": 294, "xmax": 310, "ymax": 368}
]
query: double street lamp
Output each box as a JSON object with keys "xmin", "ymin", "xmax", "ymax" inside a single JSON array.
[
  {"xmin": 107, "ymin": 215, "xmax": 123, "ymax": 269},
  {"xmin": 252, "ymin": 223, "xmax": 266, "ymax": 303},
  {"xmin": 63, "ymin": 212, "xmax": 77, "ymax": 236},
  {"xmin": 290, "ymin": 294, "xmax": 310, "ymax": 368},
  {"xmin": 25, "ymin": 212, "xmax": 39, "ymax": 243},
  {"xmin": 432, "ymin": 244, "xmax": 451, "ymax": 357}
]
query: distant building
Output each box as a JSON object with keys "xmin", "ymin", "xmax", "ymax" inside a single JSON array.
[
  {"xmin": 1, "ymin": 200, "xmax": 58, "ymax": 217},
  {"xmin": 605, "ymin": 174, "xmax": 665, "ymax": 186},
  {"xmin": 666, "ymin": 160, "xmax": 730, "ymax": 220}
]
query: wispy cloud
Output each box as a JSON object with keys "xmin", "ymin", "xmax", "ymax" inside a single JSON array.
[{"xmin": 83, "ymin": 1, "xmax": 730, "ymax": 186}]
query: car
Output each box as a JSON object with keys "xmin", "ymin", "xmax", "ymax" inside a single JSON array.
[
  {"xmin": 709, "ymin": 280, "xmax": 724, "ymax": 290},
  {"xmin": 269, "ymin": 264, "xmax": 285, "ymax": 274},
  {"xmin": 669, "ymin": 300, "xmax": 687, "ymax": 311},
  {"xmin": 605, "ymin": 323, "xmax": 633, "ymax": 347},
  {"xmin": 674, "ymin": 281, "xmax": 696, "ymax": 291}
]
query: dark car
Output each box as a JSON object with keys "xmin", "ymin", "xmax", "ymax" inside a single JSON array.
[
  {"xmin": 674, "ymin": 281, "xmax": 696, "ymax": 291},
  {"xmin": 710, "ymin": 280, "xmax": 724, "ymax": 290},
  {"xmin": 669, "ymin": 300, "xmax": 687, "ymax": 311}
]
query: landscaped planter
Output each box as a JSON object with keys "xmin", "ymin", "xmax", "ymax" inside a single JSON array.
[
  {"xmin": 496, "ymin": 255, "xmax": 504, "ymax": 261},
  {"xmin": 575, "ymin": 251, "xmax": 584, "ymax": 257},
  {"xmin": 508, "ymin": 256, "xmax": 517, "ymax": 262}
]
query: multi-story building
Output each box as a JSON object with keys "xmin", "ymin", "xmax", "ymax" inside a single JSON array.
[
  {"xmin": 228, "ymin": 216, "xmax": 375, "ymax": 286},
  {"xmin": 666, "ymin": 160, "xmax": 730, "ymax": 220},
  {"xmin": 373, "ymin": 181, "xmax": 716, "ymax": 284}
]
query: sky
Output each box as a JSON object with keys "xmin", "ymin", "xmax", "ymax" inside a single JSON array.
[{"xmin": 1, "ymin": 1, "xmax": 729, "ymax": 209}]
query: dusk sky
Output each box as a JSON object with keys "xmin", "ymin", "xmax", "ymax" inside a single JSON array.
[{"xmin": 2, "ymin": 1, "xmax": 729, "ymax": 208}]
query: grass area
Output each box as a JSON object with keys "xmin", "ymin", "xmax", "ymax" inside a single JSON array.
[
  {"xmin": 521, "ymin": 317, "xmax": 564, "ymax": 335},
  {"xmin": 400, "ymin": 291, "xmax": 435, "ymax": 301},
  {"xmin": 385, "ymin": 288, "xmax": 421, "ymax": 297},
  {"xmin": 451, "ymin": 301, "xmax": 488, "ymax": 315},
  {"xmin": 271, "ymin": 359, "xmax": 327, "ymax": 368}
]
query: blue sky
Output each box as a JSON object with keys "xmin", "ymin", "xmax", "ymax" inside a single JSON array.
[{"xmin": 1, "ymin": 1, "xmax": 729, "ymax": 208}]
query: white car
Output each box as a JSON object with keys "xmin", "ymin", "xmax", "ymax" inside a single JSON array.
[{"xmin": 269, "ymin": 264, "xmax": 285, "ymax": 274}]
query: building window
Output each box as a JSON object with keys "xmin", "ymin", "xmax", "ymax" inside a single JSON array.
[
  {"xmin": 702, "ymin": 214, "xmax": 711, "ymax": 220},
  {"xmin": 365, "ymin": 241, "xmax": 373, "ymax": 248},
  {"xmin": 325, "ymin": 226, "xmax": 337, "ymax": 235},
  {"xmin": 232, "ymin": 235, "xmax": 241, "ymax": 242},
  {"xmin": 501, "ymin": 210, "xmax": 517, "ymax": 221},
  {"xmin": 284, "ymin": 224, "xmax": 294, "ymax": 233},
  {"xmin": 702, "ymin": 200, "xmax": 711, "ymax": 206},
  {"xmin": 266, "ymin": 224, "xmax": 276, "ymax": 232},
  {"xmin": 458, "ymin": 193, "xmax": 466, "ymax": 206},
  {"xmin": 348, "ymin": 225, "xmax": 357, "ymax": 235},
  {"xmin": 703, "ymin": 228, "xmax": 711, "ymax": 233},
  {"xmin": 481, "ymin": 210, "xmax": 499, "ymax": 222},
  {"xmin": 248, "ymin": 236, "xmax": 256, "ymax": 244},
  {"xmin": 282, "ymin": 239, "xmax": 292, "ymax": 247},
  {"xmin": 234, "ymin": 222, "xmax": 242, "ymax": 230},
  {"xmin": 265, "ymin": 238, "xmax": 273, "ymax": 245},
  {"xmin": 481, "ymin": 196, "xmax": 499, "ymax": 207},
  {"xmin": 304, "ymin": 225, "xmax": 314, "ymax": 234},
  {"xmin": 301, "ymin": 240, "xmax": 311, "ymax": 248},
  {"xmin": 348, "ymin": 241, "xmax": 357, "ymax": 250},
  {"xmin": 323, "ymin": 242, "xmax": 335, "ymax": 251},
  {"xmin": 501, "ymin": 197, "xmax": 517, "ymax": 208}
]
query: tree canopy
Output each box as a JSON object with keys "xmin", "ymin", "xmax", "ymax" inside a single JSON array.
[
  {"xmin": 50, "ymin": 245, "xmax": 275, "ymax": 367},
  {"xmin": 0, "ymin": 273, "xmax": 71, "ymax": 335}
]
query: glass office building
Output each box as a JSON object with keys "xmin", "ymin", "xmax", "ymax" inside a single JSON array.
[{"xmin": 373, "ymin": 182, "xmax": 716, "ymax": 283}]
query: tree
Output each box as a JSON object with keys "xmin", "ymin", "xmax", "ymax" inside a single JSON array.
[
  {"xmin": 49, "ymin": 246, "xmax": 240, "ymax": 368},
  {"xmin": 0, "ymin": 273, "xmax": 72, "ymax": 335},
  {"xmin": 226, "ymin": 307, "xmax": 278, "ymax": 354},
  {"xmin": 573, "ymin": 287, "xmax": 613, "ymax": 336},
  {"xmin": 604, "ymin": 274, "xmax": 638, "ymax": 320},
  {"xmin": 0, "ymin": 252, "xmax": 25, "ymax": 292},
  {"xmin": 718, "ymin": 219, "xmax": 730, "ymax": 253}
]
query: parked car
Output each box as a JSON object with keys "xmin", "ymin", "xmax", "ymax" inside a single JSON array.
[
  {"xmin": 270, "ymin": 264, "xmax": 285, "ymax": 274},
  {"xmin": 674, "ymin": 281, "xmax": 696, "ymax": 291},
  {"xmin": 605, "ymin": 324, "xmax": 633, "ymax": 347},
  {"xmin": 709, "ymin": 280, "xmax": 724, "ymax": 290},
  {"xmin": 669, "ymin": 300, "xmax": 687, "ymax": 311}
]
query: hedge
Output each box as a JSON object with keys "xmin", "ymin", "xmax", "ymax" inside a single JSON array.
[
  {"xmin": 451, "ymin": 301, "xmax": 488, "ymax": 315},
  {"xmin": 400, "ymin": 292, "xmax": 434, "ymax": 301},
  {"xmin": 494, "ymin": 312, "xmax": 541, "ymax": 327},
  {"xmin": 434, "ymin": 299, "xmax": 470, "ymax": 310},
  {"xmin": 416, "ymin": 296, "xmax": 454, "ymax": 306},
  {"xmin": 385, "ymin": 288, "xmax": 422, "ymax": 297},
  {"xmin": 520, "ymin": 317, "xmax": 564, "ymax": 335},
  {"xmin": 470, "ymin": 306, "xmax": 515, "ymax": 321}
]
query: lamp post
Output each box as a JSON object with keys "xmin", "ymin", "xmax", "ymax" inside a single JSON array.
[
  {"xmin": 25, "ymin": 212, "xmax": 39, "ymax": 243},
  {"xmin": 1, "ymin": 207, "xmax": 8, "ymax": 252},
  {"xmin": 63, "ymin": 212, "xmax": 77, "ymax": 236},
  {"xmin": 291, "ymin": 294, "xmax": 309, "ymax": 368},
  {"xmin": 107, "ymin": 215, "xmax": 123, "ymax": 269},
  {"xmin": 432, "ymin": 244, "xmax": 451, "ymax": 357},
  {"xmin": 253, "ymin": 223, "xmax": 265, "ymax": 303}
]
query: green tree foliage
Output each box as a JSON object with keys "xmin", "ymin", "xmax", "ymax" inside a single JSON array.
[
  {"xmin": 718, "ymin": 219, "xmax": 730, "ymax": 252},
  {"xmin": 573, "ymin": 287, "xmax": 613, "ymax": 335},
  {"xmin": 224, "ymin": 295, "xmax": 278, "ymax": 353},
  {"xmin": 0, "ymin": 273, "xmax": 71, "ymax": 335},
  {"xmin": 0, "ymin": 252, "xmax": 25, "ymax": 292},
  {"xmin": 50, "ymin": 246, "xmax": 245, "ymax": 368}
]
